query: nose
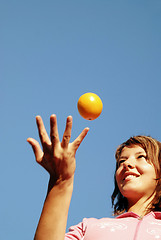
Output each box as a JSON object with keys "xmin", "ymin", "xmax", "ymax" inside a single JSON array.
[{"xmin": 123, "ymin": 159, "xmax": 135, "ymax": 169}]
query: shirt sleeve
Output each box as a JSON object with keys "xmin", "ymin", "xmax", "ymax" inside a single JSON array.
[{"xmin": 65, "ymin": 219, "xmax": 87, "ymax": 240}]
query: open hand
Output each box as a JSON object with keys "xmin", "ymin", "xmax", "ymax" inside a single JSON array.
[{"xmin": 27, "ymin": 115, "xmax": 89, "ymax": 185}]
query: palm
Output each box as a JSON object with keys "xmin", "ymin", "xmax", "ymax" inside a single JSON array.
[{"xmin": 27, "ymin": 115, "xmax": 89, "ymax": 183}]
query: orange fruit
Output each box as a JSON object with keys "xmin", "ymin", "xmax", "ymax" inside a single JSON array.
[{"xmin": 77, "ymin": 92, "xmax": 103, "ymax": 120}]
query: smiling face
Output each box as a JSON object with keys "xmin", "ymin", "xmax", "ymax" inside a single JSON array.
[{"xmin": 116, "ymin": 145, "xmax": 157, "ymax": 204}]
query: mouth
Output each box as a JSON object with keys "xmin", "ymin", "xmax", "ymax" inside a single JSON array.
[{"xmin": 123, "ymin": 173, "xmax": 140, "ymax": 181}]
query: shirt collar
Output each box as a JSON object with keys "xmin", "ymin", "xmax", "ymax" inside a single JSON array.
[{"xmin": 116, "ymin": 211, "xmax": 161, "ymax": 220}]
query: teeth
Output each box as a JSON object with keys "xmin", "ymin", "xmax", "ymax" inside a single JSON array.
[{"xmin": 124, "ymin": 175, "xmax": 137, "ymax": 181}]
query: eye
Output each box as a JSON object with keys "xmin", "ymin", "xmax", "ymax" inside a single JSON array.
[
  {"xmin": 137, "ymin": 155, "xmax": 147, "ymax": 160},
  {"xmin": 118, "ymin": 159, "xmax": 125, "ymax": 166}
]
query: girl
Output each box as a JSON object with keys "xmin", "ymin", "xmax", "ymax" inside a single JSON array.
[{"xmin": 27, "ymin": 115, "xmax": 161, "ymax": 240}]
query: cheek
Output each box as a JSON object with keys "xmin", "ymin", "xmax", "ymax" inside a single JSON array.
[
  {"xmin": 139, "ymin": 164, "xmax": 156, "ymax": 178},
  {"xmin": 115, "ymin": 169, "xmax": 121, "ymax": 184}
]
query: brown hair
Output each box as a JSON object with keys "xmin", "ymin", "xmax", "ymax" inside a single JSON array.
[{"xmin": 111, "ymin": 135, "xmax": 161, "ymax": 215}]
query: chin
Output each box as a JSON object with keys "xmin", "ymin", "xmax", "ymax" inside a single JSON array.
[{"xmin": 120, "ymin": 188, "xmax": 141, "ymax": 199}]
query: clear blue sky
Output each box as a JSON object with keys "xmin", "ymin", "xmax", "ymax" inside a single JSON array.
[{"xmin": 1, "ymin": 1, "xmax": 161, "ymax": 239}]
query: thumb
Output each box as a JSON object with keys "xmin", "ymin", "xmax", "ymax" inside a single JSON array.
[{"xmin": 72, "ymin": 128, "xmax": 89, "ymax": 152}]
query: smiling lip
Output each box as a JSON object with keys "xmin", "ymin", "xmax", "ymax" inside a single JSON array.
[{"xmin": 123, "ymin": 172, "xmax": 140, "ymax": 181}]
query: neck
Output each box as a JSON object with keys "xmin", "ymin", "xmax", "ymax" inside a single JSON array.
[{"xmin": 127, "ymin": 194, "xmax": 155, "ymax": 217}]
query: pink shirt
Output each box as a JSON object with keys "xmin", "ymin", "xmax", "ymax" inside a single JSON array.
[{"xmin": 65, "ymin": 212, "xmax": 161, "ymax": 239}]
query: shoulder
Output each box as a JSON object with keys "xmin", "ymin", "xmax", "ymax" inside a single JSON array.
[
  {"xmin": 65, "ymin": 217, "xmax": 126, "ymax": 239},
  {"xmin": 69, "ymin": 217, "xmax": 118, "ymax": 231},
  {"xmin": 67, "ymin": 217, "xmax": 113, "ymax": 232}
]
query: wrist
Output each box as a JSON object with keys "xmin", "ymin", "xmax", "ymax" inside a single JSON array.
[{"xmin": 47, "ymin": 176, "xmax": 74, "ymax": 194}]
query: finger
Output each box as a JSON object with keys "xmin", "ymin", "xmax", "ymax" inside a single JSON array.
[
  {"xmin": 61, "ymin": 116, "xmax": 73, "ymax": 149},
  {"xmin": 36, "ymin": 116, "xmax": 51, "ymax": 147},
  {"xmin": 27, "ymin": 138, "xmax": 44, "ymax": 163},
  {"xmin": 72, "ymin": 127, "xmax": 89, "ymax": 152},
  {"xmin": 50, "ymin": 114, "xmax": 60, "ymax": 147}
]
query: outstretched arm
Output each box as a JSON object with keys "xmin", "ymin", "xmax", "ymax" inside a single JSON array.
[{"xmin": 27, "ymin": 114, "xmax": 89, "ymax": 240}]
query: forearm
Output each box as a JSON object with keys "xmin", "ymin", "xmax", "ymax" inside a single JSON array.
[{"xmin": 34, "ymin": 178, "xmax": 74, "ymax": 240}]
